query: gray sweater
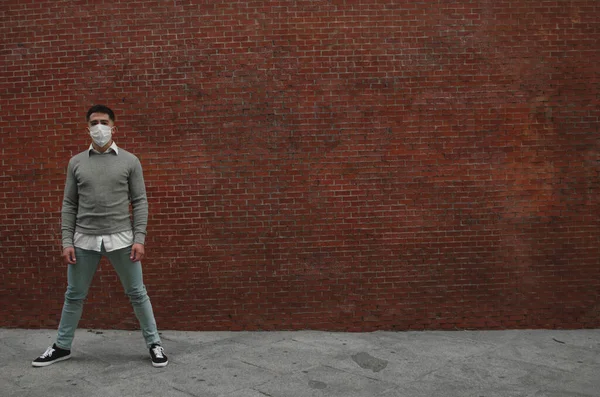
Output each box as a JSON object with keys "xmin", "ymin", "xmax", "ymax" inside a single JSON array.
[{"xmin": 61, "ymin": 147, "xmax": 148, "ymax": 249}]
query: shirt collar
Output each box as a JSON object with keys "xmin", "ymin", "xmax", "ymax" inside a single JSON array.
[{"xmin": 89, "ymin": 142, "xmax": 119, "ymax": 155}]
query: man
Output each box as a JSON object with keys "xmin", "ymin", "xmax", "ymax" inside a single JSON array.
[{"xmin": 32, "ymin": 105, "xmax": 168, "ymax": 368}]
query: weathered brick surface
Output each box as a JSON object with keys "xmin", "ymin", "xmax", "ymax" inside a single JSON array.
[{"xmin": 1, "ymin": 1, "xmax": 599, "ymax": 331}]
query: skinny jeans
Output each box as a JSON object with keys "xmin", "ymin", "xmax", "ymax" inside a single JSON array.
[{"xmin": 56, "ymin": 245, "xmax": 161, "ymax": 350}]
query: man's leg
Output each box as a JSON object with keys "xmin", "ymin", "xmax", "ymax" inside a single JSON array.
[
  {"xmin": 56, "ymin": 247, "xmax": 102, "ymax": 350},
  {"xmin": 104, "ymin": 245, "xmax": 161, "ymax": 348}
]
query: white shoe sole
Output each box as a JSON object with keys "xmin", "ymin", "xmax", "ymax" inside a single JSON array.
[
  {"xmin": 152, "ymin": 360, "xmax": 168, "ymax": 368},
  {"xmin": 32, "ymin": 354, "xmax": 71, "ymax": 367}
]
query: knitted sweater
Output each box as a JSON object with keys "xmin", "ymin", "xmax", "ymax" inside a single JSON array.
[{"xmin": 61, "ymin": 147, "xmax": 148, "ymax": 249}]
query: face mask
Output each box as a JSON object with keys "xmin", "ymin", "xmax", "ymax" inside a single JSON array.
[{"xmin": 89, "ymin": 124, "xmax": 113, "ymax": 147}]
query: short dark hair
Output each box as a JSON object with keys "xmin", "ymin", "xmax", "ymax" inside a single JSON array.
[{"xmin": 86, "ymin": 105, "xmax": 115, "ymax": 122}]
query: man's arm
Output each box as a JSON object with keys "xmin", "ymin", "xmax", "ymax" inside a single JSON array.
[
  {"xmin": 129, "ymin": 157, "xmax": 149, "ymax": 252},
  {"xmin": 61, "ymin": 159, "xmax": 78, "ymax": 249},
  {"xmin": 61, "ymin": 159, "xmax": 78, "ymax": 264}
]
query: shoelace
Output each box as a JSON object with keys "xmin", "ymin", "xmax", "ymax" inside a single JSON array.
[
  {"xmin": 40, "ymin": 346, "xmax": 55, "ymax": 358},
  {"xmin": 151, "ymin": 345, "xmax": 165, "ymax": 359}
]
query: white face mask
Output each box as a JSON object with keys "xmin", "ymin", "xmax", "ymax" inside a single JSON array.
[{"xmin": 89, "ymin": 124, "xmax": 113, "ymax": 147}]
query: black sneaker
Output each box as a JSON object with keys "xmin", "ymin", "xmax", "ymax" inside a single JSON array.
[
  {"xmin": 149, "ymin": 344, "xmax": 168, "ymax": 368},
  {"xmin": 32, "ymin": 344, "xmax": 71, "ymax": 367}
]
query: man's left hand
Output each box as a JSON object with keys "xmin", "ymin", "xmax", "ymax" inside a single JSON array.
[{"xmin": 130, "ymin": 243, "xmax": 145, "ymax": 262}]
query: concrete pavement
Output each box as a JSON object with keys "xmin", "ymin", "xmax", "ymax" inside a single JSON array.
[{"xmin": 1, "ymin": 328, "xmax": 599, "ymax": 396}]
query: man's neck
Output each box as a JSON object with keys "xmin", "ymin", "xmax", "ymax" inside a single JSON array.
[{"xmin": 92, "ymin": 140, "xmax": 113, "ymax": 153}]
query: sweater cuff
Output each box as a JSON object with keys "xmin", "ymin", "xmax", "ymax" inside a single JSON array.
[
  {"xmin": 134, "ymin": 233, "xmax": 146, "ymax": 245},
  {"xmin": 62, "ymin": 237, "xmax": 74, "ymax": 250}
]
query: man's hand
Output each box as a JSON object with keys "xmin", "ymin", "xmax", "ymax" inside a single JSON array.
[
  {"xmin": 62, "ymin": 247, "xmax": 76, "ymax": 265},
  {"xmin": 130, "ymin": 243, "xmax": 145, "ymax": 262}
]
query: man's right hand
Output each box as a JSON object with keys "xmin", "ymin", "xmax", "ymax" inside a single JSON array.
[{"xmin": 62, "ymin": 247, "xmax": 77, "ymax": 265}]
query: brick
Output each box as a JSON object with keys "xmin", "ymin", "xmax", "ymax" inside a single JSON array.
[{"xmin": 1, "ymin": 0, "xmax": 599, "ymax": 331}]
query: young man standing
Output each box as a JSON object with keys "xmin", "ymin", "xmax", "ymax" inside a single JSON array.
[{"xmin": 32, "ymin": 105, "xmax": 168, "ymax": 368}]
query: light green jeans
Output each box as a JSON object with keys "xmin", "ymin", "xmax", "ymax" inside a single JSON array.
[{"xmin": 56, "ymin": 245, "xmax": 161, "ymax": 350}]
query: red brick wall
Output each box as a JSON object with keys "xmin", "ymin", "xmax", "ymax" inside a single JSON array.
[{"xmin": 1, "ymin": 1, "xmax": 599, "ymax": 331}]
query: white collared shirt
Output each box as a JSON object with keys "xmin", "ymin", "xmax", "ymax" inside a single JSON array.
[
  {"xmin": 73, "ymin": 142, "xmax": 134, "ymax": 252},
  {"xmin": 88, "ymin": 141, "xmax": 119, "ymax": 155}
]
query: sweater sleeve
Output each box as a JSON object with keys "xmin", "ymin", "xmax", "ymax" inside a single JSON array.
[
  {"xmin": 61, "ymin": 159, "xmax": 78, "ymax": 249},
  {"xmin": 129, "ymin": 157, "xmax": 149, "ymax": 245}
]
